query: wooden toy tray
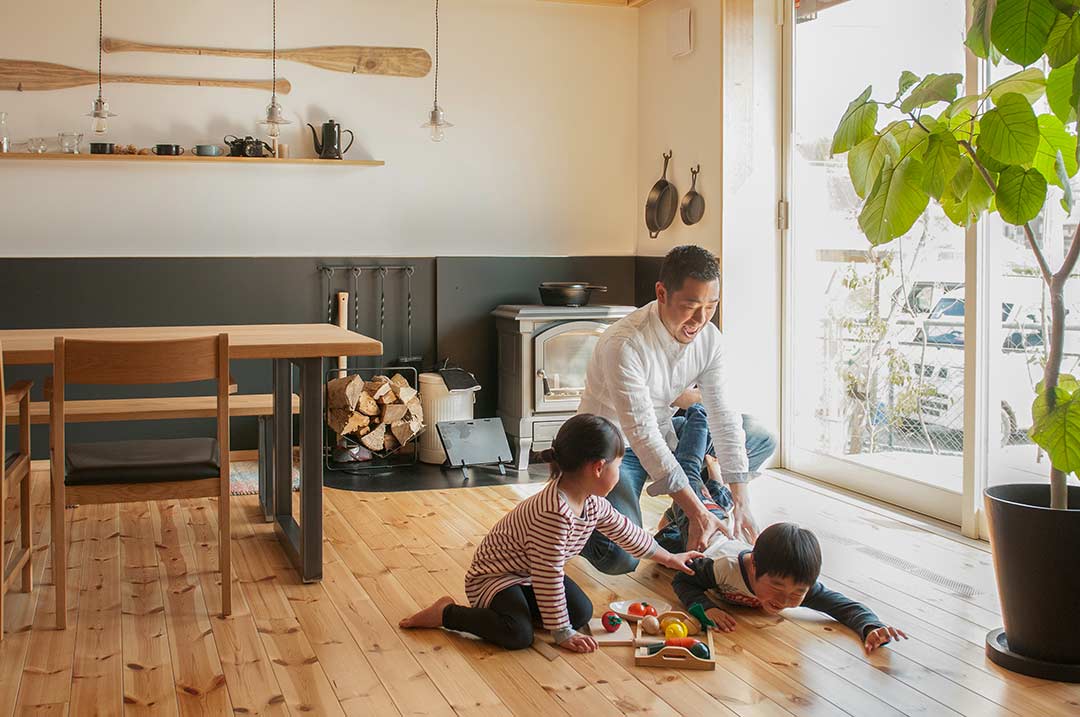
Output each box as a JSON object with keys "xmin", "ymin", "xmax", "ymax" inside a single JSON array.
[{"xmin": 633, "ymin": 610, "xmax": 716, "ymax": 671}]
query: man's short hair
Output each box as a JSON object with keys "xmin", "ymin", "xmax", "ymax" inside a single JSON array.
[
  {"xmin": 751, "ymin": 523, "xmax": 822, "ymax": 587},
  {"xmin": 658, "ymin": 245, "xmax": 721, "ymax": 293}
]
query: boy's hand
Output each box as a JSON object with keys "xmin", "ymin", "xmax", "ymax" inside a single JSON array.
[
  {"xmin": 558, "ymin": 632, "xmax": 598, "ymax": 653},
  {"xmin": 705, "ymin": 607, "xmax": 737, "ymax": 632},
  {"xmin": 660, "ymin": 550, "xmax": 705, "ymax": 575},
  {"xmin": 864, "ymin": 626, "xmax": 907, "ymax": 654}
]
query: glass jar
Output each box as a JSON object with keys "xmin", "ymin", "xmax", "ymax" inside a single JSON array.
[
  {"xmin": 58, "ymin": 131, "xmax": 83, "ymax": 154},
  {"xmin": 0, "ymin": 112, "xmax": 9, "ymax": 153}
]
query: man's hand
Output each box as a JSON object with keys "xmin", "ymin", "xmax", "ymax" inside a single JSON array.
[
  {"xmin": 728, "ymin": 482, "xmax": 760, "ymax": 543},
  {"xmin": 705, "ymin": 607, "xmax": 737, "ymax": 632},
  {"xmin": 655, "ymin": 549, "xmax": 705, "ymax": 575},
  {"xmin": 685, "ymin": 504, "xmax": 731, "ymax": 551},
  {"xmin": 671, "ymin": 386, "xmax": 703, "ymax": 410},
  {"xmin": 864, "ymin": 626, "xmax": 907, "ymax": 654}
]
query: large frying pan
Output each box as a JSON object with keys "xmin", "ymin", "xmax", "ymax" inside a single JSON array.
[{"xmin": 645, "ymin": 151, "xmax": 678, "ymax": 238}]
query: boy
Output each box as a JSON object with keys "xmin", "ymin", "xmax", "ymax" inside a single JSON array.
[{"xmin": 658, "ymin": 405, "xmax": 906, "ymax": 654}]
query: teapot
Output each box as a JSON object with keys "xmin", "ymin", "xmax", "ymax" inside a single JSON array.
[
  {"xmin": 307, "ymin": 119, "xmax": 354, "ymax": 160},
  {"xmin": 224, "ymin": 135, "xmax": 273, "ymax": 158}
]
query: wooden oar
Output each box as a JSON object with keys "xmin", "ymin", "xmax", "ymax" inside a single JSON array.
[
  {"xmin": 0, "ymin": 58, "xmax": 290, "ymax": 93},
  {"xmin": 102, "ymin": 38, "xmax": 432, "ymax": 78}
]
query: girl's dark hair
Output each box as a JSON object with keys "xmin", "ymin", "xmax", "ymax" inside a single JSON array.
[
  {"xmin": 751, "ymin": 522, "xmax": 822, "ymax": 587},
  {"xmin": 537, "ymin": 413, "xmax": 624, "ymax": 478}
]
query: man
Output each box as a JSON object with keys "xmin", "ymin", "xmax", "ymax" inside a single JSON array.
[{"xmin": 578, "ymin": 245, "xmax": 776, "ymax": 575}]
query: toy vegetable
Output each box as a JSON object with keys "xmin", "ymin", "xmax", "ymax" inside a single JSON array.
[
  {"xmin": 628, "ymin": 601, "xmax": 658, "ymax": 617},
  {"xmin": 600, "ymin": 611, "xmax": 623, "ymax": 633},
  {"xmin": 664, "ymin": 621, "xmax": 689, "ymax": 639},
  {"xmin": 641, "ymin": 615, "xmax": 661, "ymax": 634},
  {"xmin": 645, "ymin": 638, "xmax": 711, "ymax": 660}
]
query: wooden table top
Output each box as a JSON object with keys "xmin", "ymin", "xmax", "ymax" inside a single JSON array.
[{"xmin": 0, "ymin": 324, "xmax": 382, "ymax": 365}]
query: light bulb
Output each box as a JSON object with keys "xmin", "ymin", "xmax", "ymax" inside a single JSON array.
[
  {"xmin": 91, "ymin": 116, "xmax": 108, "ymax": 135},
  {"xmin": 87, "ymin": 98, "xmax": 116, "ymax": 135},
  {"xmin": 422, "ymin": 105, "xmax": 452, "ymax": 143},
  {"xmin": 430, "ymin": 124, "xmax": 445, "ymax": 142}
]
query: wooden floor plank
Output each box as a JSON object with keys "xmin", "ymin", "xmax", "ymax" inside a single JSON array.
[
  {"xmin": 119, "ymin": 502, "xmax": 178, "ymax": 717},
  {"xmin": 151, "ymin": 501, "xmax": 232, "ymax": 715}
]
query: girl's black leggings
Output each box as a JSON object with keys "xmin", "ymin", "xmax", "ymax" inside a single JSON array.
[{"xmin": 442, "ymin": 576, "xmax": 593, "ymax": 650}]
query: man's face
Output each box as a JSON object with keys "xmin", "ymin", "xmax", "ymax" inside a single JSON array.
[{"xmin": 656, "ymin": 277, "xmax": 720, "ymax": 344}]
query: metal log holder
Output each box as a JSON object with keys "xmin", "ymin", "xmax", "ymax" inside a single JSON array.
[{"xmin": 322, "ymin": 366, "xmax": 421, "ymax": 486}]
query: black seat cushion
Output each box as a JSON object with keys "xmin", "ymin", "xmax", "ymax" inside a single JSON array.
[
  {"xmin": 4, "ymin": 447, "xmax": 17, "ymax": 468},
  {"xmin": 65, "ymin": 437, "xmax": 220, "ymax": 486}
]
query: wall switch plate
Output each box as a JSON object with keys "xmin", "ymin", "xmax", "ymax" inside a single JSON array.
[{"xmin": 668, "ymin": 7, "xmax": 693, "ymax": 58}]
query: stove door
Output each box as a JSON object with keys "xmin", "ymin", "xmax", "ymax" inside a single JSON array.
[{"xmin": 534, "ymin": 320, "xmax": 609, "ymax": 413}]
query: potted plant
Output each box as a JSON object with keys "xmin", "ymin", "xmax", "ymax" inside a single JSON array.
[{"xmin": 829, "ymin": 0, "xmax": 1080, "ymax": 681}]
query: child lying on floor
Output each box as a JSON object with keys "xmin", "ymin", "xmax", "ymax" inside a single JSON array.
[
  {"xmin": 660, "ymin": 405, "xmax": 907, "ymax": 654},
  {"xmin": 399, "ymin": 414, "xmax": 702, "ymax": 652}
]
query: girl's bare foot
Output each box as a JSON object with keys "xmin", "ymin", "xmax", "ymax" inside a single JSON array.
[
  {"xmin": 704, "ymin": 454, "xmax": 724, "ymax": 484},
  {"xmin": 400, "ymin": 595, "xmax": 455, "ymax": 629}
]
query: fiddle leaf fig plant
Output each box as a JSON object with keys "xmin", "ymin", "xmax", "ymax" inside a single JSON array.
[{"xmin": 831, "ymin": 0, "xmax": 1080, "ymax": 509}]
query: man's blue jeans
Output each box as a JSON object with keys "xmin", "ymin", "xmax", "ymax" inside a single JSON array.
[{"xmin": 580, "ymin": 409, "xmax": 776, "ymax": 575}]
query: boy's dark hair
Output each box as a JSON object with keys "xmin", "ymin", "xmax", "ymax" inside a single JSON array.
[
  {"xmin": 658, "ymin": 245, "xmax": 721, "ymax": 294},
  {"xmin": 752, "ymin": 523, "xmax": 822, "ymax": 586},
  {"xmin": 539, "ymin": 413, "xmax": 624, "ymax": 478}
]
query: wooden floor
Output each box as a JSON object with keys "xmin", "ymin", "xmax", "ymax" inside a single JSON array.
[{"xmin": 1, "ymin": 469, "xmax": 1079, "ymax": 716}]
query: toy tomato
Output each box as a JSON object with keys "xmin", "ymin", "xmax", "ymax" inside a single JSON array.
[
  {"xmin": 600, "ymin": 611, "xmax": 623, "ymax": 633},
  {"xmin": 664, "ymin": 621, "xmax": 689, "ymax": 639},
  {"xmin": 628, "ymin": 601, "xmax": 658, "ymax": 617}
]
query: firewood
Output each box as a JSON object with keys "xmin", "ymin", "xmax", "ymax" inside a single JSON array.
[
  {"xmin": 356, "ymin": 391, "xmax": 380, "ymax": 417},
  {"xmin": 356, "ymin": 425, "xmax": 372, "ymax": 438},
  {"xmin": 382, "ymin": 403, "xmax": 409, "ymax": 424},
  {"xmin": 391, "ymin": 418, "xmax": 423, "ymax": 444},
  {"xmin": 405, "ymin": 398, "xmax": 424, "ymax": 422},
  {"xmin": 360, "ymin": 423, "xmax": 386, "ymax": 451},
  {"xmin": 326, "ymin": 374, "xmax": 364, "ymax": 411},
  {"xmin": 327, "ymin": 408, "xmax": 369, "ymax": 435},
  {"xmin": 396, "ymin": 385, "xmax": 418, "ymax": 404},
  {"xmin": 366, "ymin": 381, "xmax": 393, "ymax": 400},
  {"xmin": 390, "ymin": 373, "xmax": 410, "ymax": 388},
  {"xmin": 383, "ymin": 431, "xmax": 400, "ymax": 451},
  {"xmin": 378, "ymin": 388, "xmax": 398, "ymax": 405}
]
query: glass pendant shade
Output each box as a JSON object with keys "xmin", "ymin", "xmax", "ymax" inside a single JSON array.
[
  {"xmin": 421, "ymin": 105, "xmax": 452, "ymax": 143},
  {"xmin": 87, "ymin": 97, "xmax": 116, "ymax": 135},
  {"xmin": 259, "ymin": 98, "xmax": 291, "ymax": 138}
]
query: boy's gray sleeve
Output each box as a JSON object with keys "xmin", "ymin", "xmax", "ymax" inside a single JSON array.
[
  {"xmin": 672, "ymin": 557, "xmax": 721, "ymax": 610},
  {"xmin": 801, "ymin": 582, "xmax": 886, "ymax": 640}
]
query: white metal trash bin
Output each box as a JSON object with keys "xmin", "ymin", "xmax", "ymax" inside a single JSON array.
[{"xmin": 418, "ymin": 372, "xmax": 480, "ymax": 464}]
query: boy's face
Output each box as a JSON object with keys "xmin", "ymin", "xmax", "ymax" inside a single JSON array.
[{"xmin": 752, "ymin": 573, "xmax": 811, "ymax": 614}]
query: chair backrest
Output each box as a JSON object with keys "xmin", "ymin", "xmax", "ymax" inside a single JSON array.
[{"xmin": 51, "ymin": 334, "xmax": 231, "ymax": 452}]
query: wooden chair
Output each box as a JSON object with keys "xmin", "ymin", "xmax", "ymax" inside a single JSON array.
[
  {"xmin": 50, "ymin": 334, "xmax": 231, "ymax": 627},
  {"xmin": 0, "ymin": 341, "xmax": 33, "ymax": 639}
]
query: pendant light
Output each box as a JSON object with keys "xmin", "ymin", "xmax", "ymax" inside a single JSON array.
[
  {"xmin": 258, "ymin": 0, "xmax": 291, "ymax": 143},
  {"xmin": 87, "ymin": 0, "xmax": 116, "ymax": 134},
  {"xmin": 421, "ymin": 0, "xmax": 452, "ymax": 142}
]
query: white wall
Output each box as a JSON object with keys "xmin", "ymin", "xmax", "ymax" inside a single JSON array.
[
  {"xmin": 0, "ymin": 0, "xmax": 638, "ymax": 257},
  {"xmin": 637, "ymin": 0, "xmax": 782, "ymax": 432}
]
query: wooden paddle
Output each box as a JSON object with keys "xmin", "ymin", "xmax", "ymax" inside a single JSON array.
[
  {"xmin": 0, "ymin": 58, "xmax": 290, "ymax": 93},
  {"xmin": 101, "ymin": 38, "xmax": 432, "ymax": 79}
]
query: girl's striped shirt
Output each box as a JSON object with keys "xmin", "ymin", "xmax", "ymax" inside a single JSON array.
[{"xmin": 465, "ymin": 479, "xmax": 657, "ymax": 632}]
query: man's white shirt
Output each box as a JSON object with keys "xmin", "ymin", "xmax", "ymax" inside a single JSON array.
[{"xmin": 578, "ymin": 301, "xmax": 748, "ymax": 495}]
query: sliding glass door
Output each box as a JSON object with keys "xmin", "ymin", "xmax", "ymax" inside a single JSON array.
[{"xmin": 783, "ymin": 0, "xmax": 969, "ymax": 523}]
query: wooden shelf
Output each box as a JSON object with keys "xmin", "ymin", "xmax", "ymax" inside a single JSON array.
[{"xmin": 0, "ymin": 153, "xmax": 384, "ymax": 166}]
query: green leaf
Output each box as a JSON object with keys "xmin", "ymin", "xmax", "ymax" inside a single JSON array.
[
  {"xmin": 900, "ymin": 73, "xmax": 964, "ymax": 113},
  {"xmin": 942, "ymin": 164, "xmax": 995, "ymax": 226},
  {"xmin": 1050, "ymin": 0, "xmax": 1080, "ymax": 16},
  {"xmin": 980, "ymin": 92, "xmax": 1040, "ymax": 164},
  {"xmin": 1046, "ymin": 11, "xmax": 1080, "ymax": 66},
  {"xmin": 977, "ymin": 143, "xmax": 1011, "ymax": 173},
  {"xmin": 1057, "ymin": 150, "xmax": 1075, "ymax": 211},
  {"xmin": 832, "ymin": 86, "xmax": 878, "ymax": 155},
  {"xmin": 890, "ymin": 120, "xmax": 933, "ymax": 160},
  {"xmin": 1046, "ymin": 57, "xmax": 1079, "ymax": 122},
  {"xmin": 895, "ymin": 71, "xmax": 921, "ymax": 101},
  {"xmin": 944, "ymin": 94, "xmax": 981, "ymax": 118},
  {"xmin": 1033, "ymin": 113, "xmax": 1079, "ymax": 187},
  {"xmin": 996, "ymin": 165, "xmax": 1049, "ymax": 224},
  {"xmin": 847, "ymin": 132, "xmax": 901, "ymax": 199},
  {"xmin": 991, "ymin": 0, "xmax": 1059, "ymax": 66},
  {"xmin": 1037, "ymin": 374, "xmax": 1080, "ymax": 395},
  {"xmin": 950, "ymin": 156, "xmax": 975, "ymax": 199},
  {"xmin": 858, "ymin": 156, "xmax": 930, "ymax": 246},
  {"xmin": 922, "ymin": 130, "xmax": 962, "ymax": 199},
  {"xmin": 1033, "ymin": 387, "xmax": 1072, "ymax": 425},
  {"xmin": 985, "ymin": 67, "xmax": 1047, "ymax": 103},
  {"xmin": 1030, "ymin": 393, "xmax": 1080, "ymax": 473},
  {"xmin": 968, "ymin": 0, "xmax": 999, "ymax": 58}
]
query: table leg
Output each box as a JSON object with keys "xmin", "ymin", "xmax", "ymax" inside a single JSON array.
[
  {"xmin": 297, "ymin": 357, "xmax": 324, "ymax": 582},
  {"xmin": 257, "ymin": 415, "xmax": 274, "ymax": 522}
]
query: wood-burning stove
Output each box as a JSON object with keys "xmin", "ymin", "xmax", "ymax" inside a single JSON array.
[{"xmin": 493, "ymin": 304, "xmax": 635, "ymax": 468}]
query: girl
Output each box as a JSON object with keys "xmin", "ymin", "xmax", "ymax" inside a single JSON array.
[{"xmin": 399, "ymin": 413, "xmax": 702, "ymax": 652}]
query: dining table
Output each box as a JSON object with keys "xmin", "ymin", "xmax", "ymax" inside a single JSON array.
[{"xmin": 0, "ymin": 323, "xmax": 382, "ymax": 582}]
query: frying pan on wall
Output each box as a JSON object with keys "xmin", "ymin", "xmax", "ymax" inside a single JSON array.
[
  {"xmin": 681, "ymin": 165, "xmax": 705, "ymax": 225},
  {"xmin": 645, "ymin": 151, "xmax": 678, "ymax": 238}
]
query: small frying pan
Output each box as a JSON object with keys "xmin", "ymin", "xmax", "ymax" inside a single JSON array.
[
  {"xmin": 681, "ymin": 165, "xmax": 705, "ymax": 225},
  {"xmin": 645, "ymin": 150, "xmax": 678, "ymax": 238}
]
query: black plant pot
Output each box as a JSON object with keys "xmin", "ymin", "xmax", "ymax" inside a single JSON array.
[{"xmin": 984, "ymin": 483, "xmax": 1080, "ymax": 682}]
